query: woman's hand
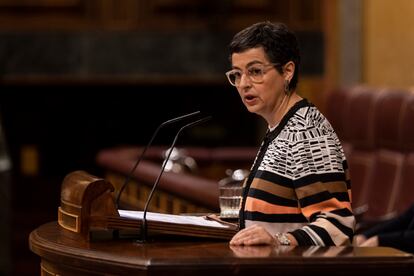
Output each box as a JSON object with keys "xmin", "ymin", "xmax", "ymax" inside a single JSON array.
[
  {"xmin": 230, "ymin": 224, "xmax": 298, "ymax": 246},
  {"xmin": 353, "ymin": 234, "xmax": 367, "ymax": 246},
  {"xmin": 230, "ymin": 224, "xmax": 275, "ymax": 245},
  {"xmin": 359, "ymin": 236, "xmax": 379, "ymax": 247}
]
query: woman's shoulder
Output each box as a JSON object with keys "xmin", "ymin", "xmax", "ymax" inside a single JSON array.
[
  {"xmin": 284, "ymin": 104, "xmax": 336, "ymax": 137},
  {"xmin": 300, "ymin": 102, "xmax": 329, "ymax": 123}
]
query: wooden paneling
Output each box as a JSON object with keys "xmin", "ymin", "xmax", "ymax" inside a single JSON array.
[
  {"xmin": 0, "ymin": 0, "xmax": 90, "ymax": 30},
  {"xmin": 0, "ymin": 0, "xmax": 81, "ymax": 7},
  {"xmin": 0, "ymin": 0, "xmax": 141, "ymax": 30},
  {"xmin": 0, "ymin": 0, "xmax": 323, "ymax": 31},
  {"xmin": 321, "ymin": 0, "xmax": 339, "ymax": 111},
  {"xmin": 363, "ymin": 0, "xmax": 414, "ymax": 88}
]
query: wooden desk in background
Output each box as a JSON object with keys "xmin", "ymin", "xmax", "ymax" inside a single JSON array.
[{"xmin": 30, "ymin": 222, "xmax": 414, "ymax": 276}]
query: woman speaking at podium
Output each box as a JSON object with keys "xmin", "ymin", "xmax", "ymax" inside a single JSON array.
[{"xmin": 226, "ymin": 22, "xmax": 355, "ymax": 246}]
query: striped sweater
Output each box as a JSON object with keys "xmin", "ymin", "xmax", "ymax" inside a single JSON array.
[{"xmin": 240, "ymin": 99, "xmax": 355, "ymax": 246}]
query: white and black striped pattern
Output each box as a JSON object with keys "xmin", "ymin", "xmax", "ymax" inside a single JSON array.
[{"xmin": 261, "ymin": 106, "xmax": 346, "ymax": 179}]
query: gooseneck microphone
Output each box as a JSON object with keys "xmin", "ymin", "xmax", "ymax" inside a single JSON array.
[
  {"xmin": 140, "ymin": 115, "xmax": 212, "ymax": 242},
  {"xmin": 115, "ymin": 111, "xmax": 201, "ymax": 209}
]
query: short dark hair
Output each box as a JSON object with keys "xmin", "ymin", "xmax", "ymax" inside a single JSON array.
[{"xmin": 228, "ymin": 21, "xmax": 300, "ymax": 91}]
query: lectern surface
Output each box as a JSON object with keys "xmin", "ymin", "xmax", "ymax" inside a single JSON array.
[{"xmin": 30, "ymin": 222, "xmax": 414, "ymax": 276}]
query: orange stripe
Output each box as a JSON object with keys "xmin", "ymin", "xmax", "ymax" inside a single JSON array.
[
  {"xmin": 245, "ymin": 197, "xmax": 301, "ymax": 215},
  {"xmin": 301, "ymin": 198, "xmax": 352, "ymax": 218}
]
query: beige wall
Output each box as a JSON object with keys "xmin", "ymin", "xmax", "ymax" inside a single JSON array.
[{"xmin": 363, "ymin": 0, "xmax": 414, "ymax": 88}]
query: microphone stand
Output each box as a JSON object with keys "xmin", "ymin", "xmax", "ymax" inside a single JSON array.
[
  {"xmin": 139, "ymin": 116, "xmax": 212, "ymax": 242},
  {"xmin": 115, "ymin": 111, "xmax": 201, "ymax": 210}
]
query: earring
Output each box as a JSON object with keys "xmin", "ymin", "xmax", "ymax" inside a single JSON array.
[{"xmin": 284, "ymin": 79, "xmax": 290, "ymax": 95}]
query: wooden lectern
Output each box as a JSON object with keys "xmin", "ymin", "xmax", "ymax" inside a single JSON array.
[
  {"xmin": 57, "ymin": 170, "xmax": 118, "ymax": 241},
  {"xmin": 29, "ymin": 171, "xmax": 414, "ymax": 276}
]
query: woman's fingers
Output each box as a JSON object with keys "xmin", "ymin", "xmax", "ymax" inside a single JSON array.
[
  {"xmin": 360, "ymin": 236, "xmax": 379, "ymax": 247},
  {"xmin": 230, "ymin": 225, "xmax": 275, "ymax": 245}
]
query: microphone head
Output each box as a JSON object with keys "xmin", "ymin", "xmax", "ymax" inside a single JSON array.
[
  {"xmin": 183, "ymin": 116, "xmax": 212, "ymax": 129},
  {"xmin": 163, "ymin": 111, "xmax": 201, "ymax": 126}
]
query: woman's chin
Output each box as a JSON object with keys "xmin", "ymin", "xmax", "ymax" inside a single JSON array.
[{"xmin": 245, "ymin": 105, "xmax": 261, "ymax": 115}]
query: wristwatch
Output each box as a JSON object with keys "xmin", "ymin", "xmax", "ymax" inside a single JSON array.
[{"xmin": 274, "ymin": 232, "xmax": 291, "ymax": 246}]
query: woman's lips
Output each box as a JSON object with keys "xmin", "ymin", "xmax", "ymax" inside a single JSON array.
[{"xmin": 244, "ymin": 95, "xmax": 258, "ymax": 105}]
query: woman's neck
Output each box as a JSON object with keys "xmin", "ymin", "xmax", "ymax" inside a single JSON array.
[{"xmin": 268, "ymin": 92, "xmax": 302, "ymax": 128}]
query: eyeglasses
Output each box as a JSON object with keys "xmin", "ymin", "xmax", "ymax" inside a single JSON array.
[{"xmin": 225, "ymin": 63, "xmax": 279, "ymax": 87}]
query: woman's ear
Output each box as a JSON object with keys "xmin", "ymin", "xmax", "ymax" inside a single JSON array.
[{"xmin": 283, "ymin": 61, "xmax": 295, "ymax": 82}]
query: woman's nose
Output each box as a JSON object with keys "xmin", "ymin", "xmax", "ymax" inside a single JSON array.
[{"xmin": 238, "ymin": 73, "xmax": 252, "ymax": 88}]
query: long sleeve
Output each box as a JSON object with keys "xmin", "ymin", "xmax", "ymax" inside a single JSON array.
[
  {"xmin": 287, "ymin": 112, "xmax": 355, "ymax": 246},
  {"xmin": 289, "ymin": 155, "xmax": 355, "ymax": 245}
]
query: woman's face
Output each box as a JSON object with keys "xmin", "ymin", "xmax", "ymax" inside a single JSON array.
[{"xmin": 231, "ymin": 47, "xmax": 288, "ymax": 124}]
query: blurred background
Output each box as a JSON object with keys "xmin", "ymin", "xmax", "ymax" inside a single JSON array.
[{"xmin": 0, "ymin": 0, "xmax": 413, "ymax": 275}]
